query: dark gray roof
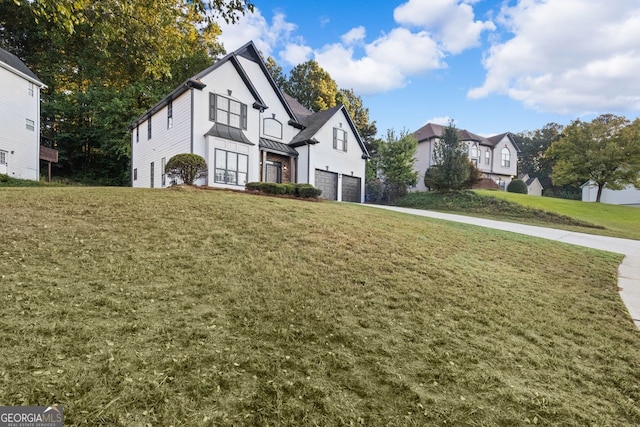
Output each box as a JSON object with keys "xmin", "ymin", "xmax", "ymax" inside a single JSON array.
[
  {"xmin": 413, "ymin": 123, "xmax": 485, "ymax": 144},
  {"xmin": 282, "ymin": 92, "xmax": 313, "ymax": 122},
  {"xmin": 0, "ymin": 47, "xmax": 45, "ymax": 86},
  {"xmin": 289, "ymin": 106, "xmax": 342, "ymax": 147},
  {"xmin": 205, "ymin": 123, "xmax": 254, "ymax": 145},
  {"xmin": 259, "ymin": 138, "xmax": 298, "ymax": 156}
]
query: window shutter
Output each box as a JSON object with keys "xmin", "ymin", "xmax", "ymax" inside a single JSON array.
[
  {"xmin": 241, "ymin": 104, "xmax": 248, "ymax": 130},
  {"xmin": 333, "ymin": 128, "xmax": 337, "ymax": 149},
  {"xmin": 214, "ymin": 93, "xmax": 216, "ymax": 122},
  {"xmin": 344, "ymin": 131, "xmax": 348, "ymax": 151}
]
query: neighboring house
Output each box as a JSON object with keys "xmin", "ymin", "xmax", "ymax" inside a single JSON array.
[
  {"xmin": 412, "ymin": 123, "xmax": 520, "ymax": 191},
  {"xmin": 581, "ymin": 181, "xmax": 640, "ymax": 206},
  {"xmin": 519, "ymin": 174, "xmax": 544, "ymax": 196},
  {"xmin": 130, "ymin": 41, "xmax": 369, "ymax": 202},
  {"xmin": 0, "ymin": 48, "xmax": 46, "ymax": 180}
]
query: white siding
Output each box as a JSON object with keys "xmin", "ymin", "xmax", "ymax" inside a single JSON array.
[
  {"xmin": 0, "ymin": 65, "xmax": 41, "ymax": 180},
  {"xmin": 132, "ymin": 89, "xmax": 192, "ymax": 188},
  {"xmin": 582, "ymin": 182, "xmax": 640, "ymax": 205},
  {"xmin": 306, "ymin": 109, "xmax": 366, "ymax": 202}
]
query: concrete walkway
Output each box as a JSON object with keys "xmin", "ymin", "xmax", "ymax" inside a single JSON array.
[{"xmin": 363, "ymin": 204, "xmax": 640, "ymax": 330}]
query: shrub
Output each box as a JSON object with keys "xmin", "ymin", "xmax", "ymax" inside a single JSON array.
[
  {"xmin": 507, "ymin": 179, "xmax": 528, "ymax": 194},
  {"xmin": 165, "ymin": 154, "xmax": 208, "ymax": 186},
  {"xmin": 245, "ymin": 182, "xmax": 321, "ymax": 198}
]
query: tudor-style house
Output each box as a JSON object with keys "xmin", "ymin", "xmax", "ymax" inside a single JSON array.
[
  {"xmin": 130, "ymin": 41, "xmax": 369, "ymax": 202},
  {"xmin": 0, "ymin": 48, "xmax": 46, "ymax": 180},
  {"xmin": 412, "ymin": 123, "xmax": 520, "ymax": 191}
]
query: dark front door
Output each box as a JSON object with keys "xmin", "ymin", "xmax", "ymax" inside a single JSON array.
[{"xmin": 265, "ymin": 160, "xmax": 282, "ymax": 183}]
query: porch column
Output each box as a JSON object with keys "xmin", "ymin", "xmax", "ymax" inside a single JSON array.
[{"xmin": 261, "ymin": 150, "xmax": 267, "ymax": 182}]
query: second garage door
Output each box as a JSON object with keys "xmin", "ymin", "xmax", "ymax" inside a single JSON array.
[
  {"xmin": 341, "ymin": 175, "xmax": 361, "ymax": 203},
  {"xmin": 314, "ymin": 169, "xmax": 338, "ymax": 200}
]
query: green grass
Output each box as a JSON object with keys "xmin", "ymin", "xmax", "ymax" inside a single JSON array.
[
  {"xmin": 1, "ymin": 187, "xmax": 639, "ymax": 426},
  {"xmin": 475, "ymin": 190, "xmax": 640, "ymax": 240}
]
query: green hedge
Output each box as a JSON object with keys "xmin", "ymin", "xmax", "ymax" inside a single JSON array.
[
  {"xmin": 245, "ymin": 182, "xmax": 322, "ymax": 198},
  {"xmin": 507, "ymin": 179, "xmax": 528, "ymax": 194}
]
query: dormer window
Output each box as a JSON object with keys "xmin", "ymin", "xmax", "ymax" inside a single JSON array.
[
  {"xmin": 209, "ymin": 93, "xmax": 247, "ymax": 130},
  {"xmin": 333, "ymin": 127, "xmax": 347, "ymax": 152}
]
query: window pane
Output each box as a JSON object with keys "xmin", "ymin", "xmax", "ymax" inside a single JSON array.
[
  {"xmin": 215, "ymin": 169, "xmax": 226, "ymax": 183},
  {"xmin": 215, "ymin": 150, "xmax": 226, "ymax": 169},
  {"xmin": 229, "ymin": 100, "xmax": 241, "ymax": 115},
  {"xmin": 238, "ymin": 154, "xmax": 248, "ymax": 173},
  {"xmin": 217, "ymin": 95, "xmax": 228, "ymax": 111},
  {"xmin": 227, "ymin": 152, "xmax": 237, "ymax": 171},
  {"xmin": 227, "ymin": 171, "xmax": 237, "ymax": 185},
  {"xmin": 229, "ymin": 114, "xmax": 240, "ymax": 128},
  {"xmin": 238, "ymin": 172, "xmax": 247, "ymax": 185},
  {"xmin": 217, "ymin": 110, "xmax": 228, "ymax": 124}
]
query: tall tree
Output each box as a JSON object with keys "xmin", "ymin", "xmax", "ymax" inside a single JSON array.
[
  {"xmin": 378, "ymin": 129, "xmax": 418, "ymax": 203},
  {"xmin": 3, "ymin": 0, "xmax": 252, "ymax": 184},
  {"xmin": 336, "ymin": 88, "xmax": 377, "ymax": 150},
  {"xmin": 284, "ymin": 60, "xmax": 338, "ymax": 112},
  {"xmin": 547, "ymin": 114, "xmax": 640, "ymax": 202},
  {"xmin": 265, "ymin": 56, "xmax": 286, "ymax": 89},
  {"xmin": 516, "ymin": 122, "xmax": 563, "ymax": 190},
  {"xmin": 424, "ymin": 121, "xmax": 473, "ymax": 192}
]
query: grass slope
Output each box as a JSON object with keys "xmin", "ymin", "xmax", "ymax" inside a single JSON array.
[
  {"xmin": 475, "ymin": 190, "xmax": 640, "ymax": 240},
  {"xmin": 1, "ymin": 187, "xmax": 639, "ymax": 426}
]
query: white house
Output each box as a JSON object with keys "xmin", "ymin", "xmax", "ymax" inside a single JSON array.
[
  {"xmin": 581, "ymin": 181, "xmax": 640, "ymax": 206},
  {"xmin": 130, "ymin": 41, "xmax": 369, "ymax": 202},
  {"xmin": 412, "ymin": 123, "xmax": 520, "ymax": 191},
  {"xmin": 0, "ymin": 48, "xmax": 46, "ymax": 180}
]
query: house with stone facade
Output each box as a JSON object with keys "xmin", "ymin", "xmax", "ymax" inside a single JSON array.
[
  {"xmin": 130, "ymin": 41, "xmax": 369, "ymax": 202},
  {"xmin": 0, "ymin": 48, "xmax": 46, "ymax": 180},
  {"xmin": 412, "ymin": 123, "xmax": 520, "ymax": 191}
]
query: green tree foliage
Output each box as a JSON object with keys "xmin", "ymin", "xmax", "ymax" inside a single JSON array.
[
  {"xmin": 548, "ymin": 114, "xmax": 640, "ymax": 202},
  {"xmin": 507, "ymin": 179, "xmax": 528, "ymax": 194},
  {"xmin": 265, "ymin": 56, "xmax": 286, "ymax": 89},
  {"xmin": 377, "ymin": 130, "xmax": 418, "ymax": 203},
  {"xmin": 3, "ymin": 0, "xmax": 251, "ymax": 184},
  {"xmin": 165, "ymin": 153, "xmax": 208, "ymax": 185},
  {"xmin": 515, "ymin": 122, "xmax": 563, "ymax": 191},
  {"xmin": 424, "ymin": 121, "xmax": 472, "ymax": 192},
  {"xmin": 284, "ymin": 60, "xmax": 338, "ymax": 112}
]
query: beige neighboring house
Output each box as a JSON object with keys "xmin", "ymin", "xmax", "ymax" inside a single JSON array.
[
  {"xmin": 412, "ymin": 123, "xmax": 520, "ymax": 191},
  {"xmin": 0, "ymin": 48, "xmax": 46, "ymax": 180},
  {"xmin": 519, "ymin": 174, "xmax": 544, "ymax": 196}
]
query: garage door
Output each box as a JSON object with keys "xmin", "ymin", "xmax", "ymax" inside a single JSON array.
[
  {"xmin": 341, "ymin": 175, "xmax": 361, "ymax": 203},
  {"xmin": 314, "ymin": 169, "xmax": 338, "ymax": 200}
]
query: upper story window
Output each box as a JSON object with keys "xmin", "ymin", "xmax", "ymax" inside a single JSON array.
[
  {"xmin": 333, "ymin": 127, "xmax": 347, "ymax": 152},
  {"xmin": 26, "ymin": 119, "xmax": 35, "ymax": 131},
  {"xmin": 485, "ymin": 150, "xmax": 490, "ymax": 165},
  {"xmin": 470, "ymin": 143, "xmax": 478, "ymax": 159},
  {"xmin": 263, "ymin": 116, "xmax": 282, "ymax": 139},
  {"xmin": 210, "ymin": 93, "xmax": 247, "ymax": 130},
  {"xmin": 147, "ymin": 117, "xmax": 152, "ymax": 140},
  {"xmin": 28, "ymin": 82, "xmax": 34, "ymax": 97},
  {"xmin": 501, "ymin": 147, "xmax": 511, "ymax": 168},
  {"xmin": 167, "ymin": 100, "xmax": 173, "ymax": 129}
]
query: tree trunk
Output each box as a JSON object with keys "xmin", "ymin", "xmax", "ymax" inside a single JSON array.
[{"xmin": 596, "ymin": 184, "xmax": 604, "ymax": 203}]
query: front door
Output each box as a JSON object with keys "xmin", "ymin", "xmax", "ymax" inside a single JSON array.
[{"xmin": 265, "ymin": 160, "xmax": 282, "ymax": 183}]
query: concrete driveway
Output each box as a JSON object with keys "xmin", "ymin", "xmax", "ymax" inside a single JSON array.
[{"xmin": 363, "ymin": 204, "xmax": 640, "ymax": 330}]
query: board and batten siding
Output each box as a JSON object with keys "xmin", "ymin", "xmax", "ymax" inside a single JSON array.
[
  {"xmin": 0, "ymin": 65, "xmax": 41, "ymax": 180},
  {"xmin": 131, "ymin": 89, "xmax": 192, "ymax": 188}
]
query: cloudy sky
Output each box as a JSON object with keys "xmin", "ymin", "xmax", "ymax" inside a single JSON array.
[{"xmin": 218, "ymin": 0, "xmax": 640, "ymax": 137}]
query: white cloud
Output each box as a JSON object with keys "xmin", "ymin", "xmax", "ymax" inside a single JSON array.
[
  {"xmin": 280, "ymin": 44, "xmax": 313, "ymax": 66},
  {"xmin": 316, "ymin": 28, "xmax": 445, "ymax": 94},
  {"xmin": 394, "ymin": 0, "xmax": 495, "ymax": 54},
  {"xmin": 217, "ymin": 8, "xmax": 297, "ymax": 58},
  {"xmin": 469, "ymin": 0, "xmax": 640, "ymax": 114},
  {"xmin": 341, "ymin": 26, "xmax": 366, "ymax": 45},
  {"xmin": 426, "ymin": 116, "xmax": 452, "ymax": 126}
]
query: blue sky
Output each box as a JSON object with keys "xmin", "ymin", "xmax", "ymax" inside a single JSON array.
[{"xmin": 218, "ymin": 0, "xmax": 640, "ymax": 137}]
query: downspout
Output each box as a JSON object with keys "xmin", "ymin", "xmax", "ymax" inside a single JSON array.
[
  {"xmin": 190, "ymin": 87, "xmax": 194, "ymax": 154},
  {"xmin": 307, "ymin": 141, "xmax": 311, "ymax": 184}
]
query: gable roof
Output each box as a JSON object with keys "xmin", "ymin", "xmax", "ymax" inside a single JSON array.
[
  {"xmin": 0, "ymin": 47, "xmax": 45, "ymax": 87},
  {"xmin": 130, "ymin": 41, "xmax": 300, "ymax": 129},
  {"xmin": 413, "ymin": 122, "xmax": 520, "ymax": 151},
  {"xmin": 289, "ymin": 104, "xmax": 370, "ymax": 158},
  {"xmin": 282, "ymin": 92, "xmax": 313, "ymax": 123}
]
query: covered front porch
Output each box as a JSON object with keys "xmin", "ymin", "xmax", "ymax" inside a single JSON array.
[{"xmin": 258, "ymin": 138, "xmax": 298, "ymax": 183}]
